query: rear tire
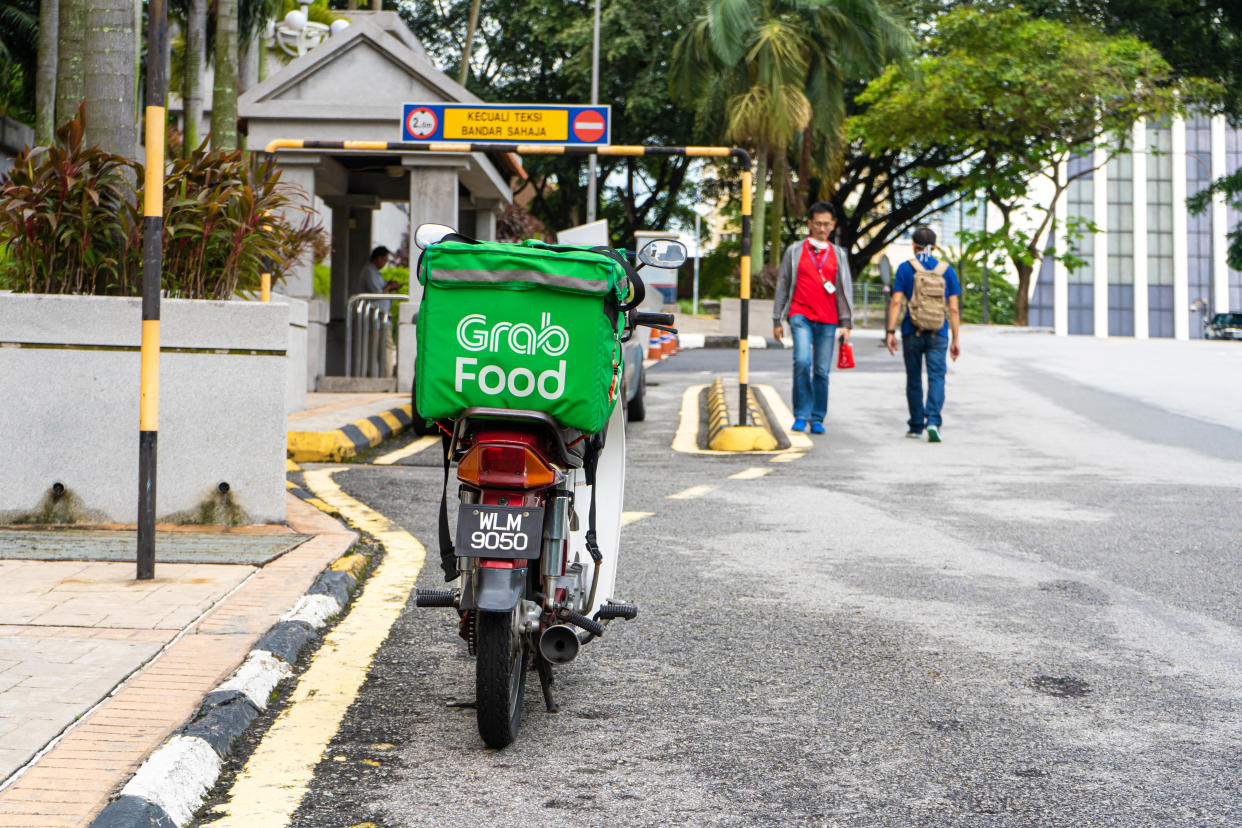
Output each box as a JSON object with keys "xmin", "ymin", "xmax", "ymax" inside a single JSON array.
[
  {"xmin": 475, "ymin": 608, "xmax": 527, "ymax": 749},
  {"xmin": 627, "ymin": 368, "xmax": 647, "ymax": 422}
]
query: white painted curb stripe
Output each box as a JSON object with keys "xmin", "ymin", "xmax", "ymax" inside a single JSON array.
[
  {"xmin": 214, "ymin": 650, "xmax": 294, "ymax": 710},
  {"xmin": 281, "ymin": 593, "xmax": 342, "ymax": 628},
  {"xmin": 678, "ymin": 333, "xmax": 705, "ymax": 349},
  {"xmin": 119, "ymin": 735, "xmax": 221, "ymax": 826}
]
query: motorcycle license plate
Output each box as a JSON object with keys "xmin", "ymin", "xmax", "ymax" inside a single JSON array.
[{"xmin": 456, "ymin": 504, "xmax": 543, "ymax": 559}]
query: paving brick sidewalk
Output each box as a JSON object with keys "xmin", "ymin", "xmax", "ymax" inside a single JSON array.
[{"xmin": 0, "ymin": 497, "xmax": 356, "ymax": 827}]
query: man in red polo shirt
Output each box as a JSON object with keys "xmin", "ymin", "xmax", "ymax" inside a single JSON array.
[{"xmin": 772, "ymin": 202, "xmax": 855, "ymax": 434}]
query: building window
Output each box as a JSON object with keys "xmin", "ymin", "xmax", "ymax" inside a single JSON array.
[
  {"xmin": 1067, "ymin": 152, "xmax": 1094, "ymax": 335},
  {"xmin": 1187, "ymin": 116, "xmax": 1213, "ymax": 338},
  {"xmin": 1228, "ymin": 128, "xmax": 1242, "ymax": 312},
  {"xmin": 1147, "ymin": 123, "xmax": 1174, "ymax": 337},
  {"xmin": 1108, "ymin": 150, "xmax": 1135, "ymax": 336}
]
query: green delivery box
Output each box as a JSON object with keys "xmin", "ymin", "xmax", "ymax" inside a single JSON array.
[{"xmin": 415, "ymin": 239, "xmax": 629, "ymax": 433}]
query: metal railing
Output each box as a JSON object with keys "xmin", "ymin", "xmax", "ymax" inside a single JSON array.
[
  {"xmin": 852, "ymin": 283, "xmax": 891, "ymax": 327},
  {"xmin": 345, "ymin": 293, "xmax": 394, "ymax": 378}
]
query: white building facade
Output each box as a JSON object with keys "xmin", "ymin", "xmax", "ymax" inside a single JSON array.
[{"xmin": 1030, "ymin": 115, "xmax": 1241, "ymax": 338}]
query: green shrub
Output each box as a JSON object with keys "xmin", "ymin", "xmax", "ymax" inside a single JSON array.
[
  {"xmin": 0, "ymin": 108, "xmax": 321, "ymax": 299},
  {"xmin": 0, "ymin": 112, "xmax": 138, "ymax": 295},
  {"xmin": 958, "ymin": 262, "xmax": 1017, "ymax": 324}
]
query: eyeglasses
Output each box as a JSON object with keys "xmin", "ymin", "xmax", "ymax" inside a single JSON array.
[{"xmin": 809, "ymin": 220, "xmax": 834, "ymax": 229}]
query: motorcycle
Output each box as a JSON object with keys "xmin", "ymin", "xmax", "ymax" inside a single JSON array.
[{"xmin": 412, "ymin": 224, "xmax": 682, "ymax": 748}]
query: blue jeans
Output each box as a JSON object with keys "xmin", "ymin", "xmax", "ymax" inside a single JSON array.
[
  {"xmin": 789, "ymin": 315, "xmax": 836, "ymax": 423},
  {"xmin": 902, "ymin": 332, "xmax": 948, "ymax": 431}
]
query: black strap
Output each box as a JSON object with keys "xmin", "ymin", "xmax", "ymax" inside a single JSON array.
[
  {"xmin": 588, "ymin": 245, "xmax": 646, "ymax": 312},
  {"xmin": 582, "ymin": 434, "xmax": 604, "ymax": 564},
  {"xmin": 438, "ymin": 429, "xmax": 459, "ymax": 581}
]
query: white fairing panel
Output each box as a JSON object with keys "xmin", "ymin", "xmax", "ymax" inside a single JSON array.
[{"xmin": 568, "ymin": 401, "xmax": 626, "ymax": 617}]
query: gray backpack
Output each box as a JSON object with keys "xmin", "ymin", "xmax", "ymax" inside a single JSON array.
[{"xmin": 907, "ymin": 258, "xmax": 949, "ymax": 333}]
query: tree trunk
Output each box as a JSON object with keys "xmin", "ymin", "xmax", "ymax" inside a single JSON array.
[
  {"xmin": 749, "ymin": 142, "xmax": 768, "ymax": 272},
  {"xmin": 83, "ymin": 0, "xmax": 137, "ymax": 158},
  {"xmin": 768, "ymin": 147, "xmax": 788, "ymax": 269},
  {"xmin": 36, "ymin": 0, "xmax": 58, "ymax": 144},
  {"xmin": 458, "ymin": 0, "xmax": 482, "ymax": 86},
  {"xmin": 211, "ymin": 0, "xmax": 239, "ymax": 150},
  {"xmin": 184, "ymin": 0, "xmax": 206, "ymax": 154},
  {"xmin": 55, "ymin": 0, "xmax": 84, "ymax": 129},
  {"xmin": 1013, "ymin": 260, "xmax": 1033, "ymax": 326},
  {"xmin": 794, "ymin": 129, "xmax": 811, "ymax": 220}
]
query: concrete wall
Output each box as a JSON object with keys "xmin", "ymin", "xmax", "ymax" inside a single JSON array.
[
  {"xmin": 0, "ymin": 295, "xmax": 288, "ymax": 525},
  {"xmin": 721, "ymin": 298, "xmax": 777, "ymax": 339}
]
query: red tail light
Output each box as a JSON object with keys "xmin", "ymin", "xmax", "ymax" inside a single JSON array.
[{"xmin": 458, "ymin": 444, "xmax": 556, "ymax": 489}]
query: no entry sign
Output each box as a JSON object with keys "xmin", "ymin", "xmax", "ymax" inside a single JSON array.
[{"xmin": 401, "ymin": 103, "xmax": 611, "ymax": 145}]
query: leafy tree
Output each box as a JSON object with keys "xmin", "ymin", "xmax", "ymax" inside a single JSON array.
[
  {"xmin": 854, "ymin": 7, "xmax": 1195, "ymax": 325},
  {"xmin": 402, "ymin": 0, "xmax": 699, "ymax": 248},
  {"xmin": 1010, "ymin": 0, "xmax": 1242, "ymax": 121},
  {"xmin": 670, "ymin": 0, "xmax": 908, "ymax": 271}
]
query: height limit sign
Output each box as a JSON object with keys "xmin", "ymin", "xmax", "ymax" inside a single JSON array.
[{"xmin": 402, "ymin": 103, "xmax": 611, "ymax": 145}]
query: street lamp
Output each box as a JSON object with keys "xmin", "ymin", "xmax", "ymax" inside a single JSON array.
[
  {"xmin": 276, "ymin": 0, "xmax": 343, "ymax": 57},
  {"xmin": 585, "ymin": 0, "xmax": 600, "ymax": 223}
]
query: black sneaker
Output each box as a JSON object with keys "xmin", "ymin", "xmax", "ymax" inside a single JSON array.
[{"xmin": 905, "ymin": 429, "xmax": 922, "ymax": 439}]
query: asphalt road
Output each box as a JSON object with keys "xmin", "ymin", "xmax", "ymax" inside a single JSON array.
[{"xmin": 199, "ymin": 329, "xmax": 1242, "ymax": 827}]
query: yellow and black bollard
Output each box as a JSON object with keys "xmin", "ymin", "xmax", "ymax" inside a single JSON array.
[{"xmin": 138, "ymin": 0, "xmax": 168, "ymax": 580}]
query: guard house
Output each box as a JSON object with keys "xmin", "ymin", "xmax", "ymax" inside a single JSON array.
[{"xmin": 239, "ymin": 11, "xmax": 516, "ymax": 398}]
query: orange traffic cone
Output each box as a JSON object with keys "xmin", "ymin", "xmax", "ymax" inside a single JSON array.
[
  {"xmin": 661, "ymin": 332, "xmax": 674, "ymax": 356},
  {"xmin": 647, "ymin": 331, "xmax": 663, "ymax": 360}
]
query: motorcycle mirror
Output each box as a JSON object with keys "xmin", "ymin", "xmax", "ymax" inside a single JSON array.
[
  {"xmin": 637, "ymin": 238, "xmax": 687, "ymax": 269},
  {"xmin": 414, "ymin": 223, "xmax": 456, "ymax": 250}
]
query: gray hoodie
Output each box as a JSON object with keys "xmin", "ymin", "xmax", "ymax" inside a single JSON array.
[{"xmin": 772, "ymin": 239, "xmax": 854, "ymax": 329}]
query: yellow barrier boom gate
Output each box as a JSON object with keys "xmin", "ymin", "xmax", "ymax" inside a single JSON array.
[{"xmin": 264, "ymin": 139, "xmax": 755, "ymax": 427}]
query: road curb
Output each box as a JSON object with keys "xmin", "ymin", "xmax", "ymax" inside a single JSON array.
[
  {"xmin": 286, "ymin": 403, "xmax": 413, "ymax": 462},
  {"xmin": 677, "ymin": 334, "xmax": 783, "ymax": 350},
  {"xmin": 88, "ymin": 544, "xmax": 371, "ymax": 828}
]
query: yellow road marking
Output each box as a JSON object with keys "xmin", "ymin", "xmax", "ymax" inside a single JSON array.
[
  {"xmin": 209, "ymin": 467, "xmax": 425, "ymax": 828},
  {"xmin": 621, "ymin": 511, "xmax": 654, "ymax": 526},
  {"xmin": 373, "ymin": 434, "xmax": 438, "ymax": 465},
  {"xmin": 286, "ymin": 459, "xmax": 301, "ymax": 472},
  {"xmin": 667, "ymin": 485, "xmax": 716, "ymax": 500},
  {"xmin": 729, "ymin": 467, "xmax": 771, "ymax": 480},
  {"xmin": 770, "ymin": 452, "xmax": 805, "ymax": 463}
]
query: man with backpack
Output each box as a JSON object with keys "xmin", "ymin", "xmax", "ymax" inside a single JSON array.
[{"xmin": 885, "ymin": 226, "xmax": 962, "ymax": 442}]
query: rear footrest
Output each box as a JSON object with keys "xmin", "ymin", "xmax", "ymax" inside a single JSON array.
[
  {"xmin": 416, "ymin": 588, "xmax": 457, "ymax": 608},
  {"xmin": 596, "ymin": 603, "xmax": 637, "ymax": 621}
]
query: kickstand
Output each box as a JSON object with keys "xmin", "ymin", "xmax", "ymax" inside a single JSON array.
[{"xmin": 536, "ymin": 656, "xmax": 558, "ymax": 713}]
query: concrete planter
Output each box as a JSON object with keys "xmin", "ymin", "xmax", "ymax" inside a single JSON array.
[{"xmin": 0, "ymin": 294, "xmax": 289, "ymax": 525}]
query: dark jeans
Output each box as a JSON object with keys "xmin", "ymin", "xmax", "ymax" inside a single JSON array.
[
  {"xmin": 789, "ymin": 315, "xmax": 836, "ymax": 423},
  {"xmin": 902, "ymin": 332, "xmax": 948, "ymax": 431}
]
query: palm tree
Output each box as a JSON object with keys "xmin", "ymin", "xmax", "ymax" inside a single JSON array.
[
  {"xmin": 211, "ymin": 0, "xmax": 238, "ymax": 149},
  {"xmin": 672, "ymin": 0, "xmax": 908, "ymax": 268},
  {"xmin": 34, "ymin": 0, "xmax": 56, "ymax": 143},
  {"xmin": 82, "ymin": 0, "xmax": 137, "ymax": 158},
  {"xmin": 55, "ymin": 0, "xmax": 83, "ymax": 127}
]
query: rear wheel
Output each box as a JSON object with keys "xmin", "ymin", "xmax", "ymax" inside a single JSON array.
[{"xmin": 475, "ymin": 608, "xmax": 527, "ymax": 748}]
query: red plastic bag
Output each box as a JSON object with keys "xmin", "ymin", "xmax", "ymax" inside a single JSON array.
[{"xmin": 837, "ymin": 340, "xmax": 855, "ymax": 370}]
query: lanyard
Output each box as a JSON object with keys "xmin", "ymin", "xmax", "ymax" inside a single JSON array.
[{"xmin": 803, "ymin": 240, "xmax": 834, "ymax": 282}]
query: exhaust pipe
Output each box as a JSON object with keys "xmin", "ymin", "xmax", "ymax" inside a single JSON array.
[{"xmin": 539, "ymin": 625, "xmax": 580, "ymax": 664}]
